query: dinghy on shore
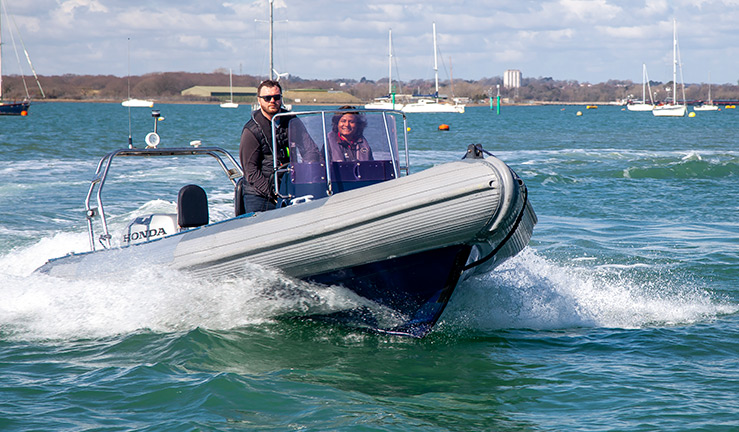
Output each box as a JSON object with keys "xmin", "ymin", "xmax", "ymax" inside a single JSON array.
[{"xmin": 36, "ymin": 108, "xmax": 536, "ymax": 337}]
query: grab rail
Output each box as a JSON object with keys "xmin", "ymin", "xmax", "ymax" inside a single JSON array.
[{"xmin": 84, "ymin": 146, "xmax": 243, "ymax": 251}]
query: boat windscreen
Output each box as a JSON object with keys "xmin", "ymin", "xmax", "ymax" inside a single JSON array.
[
  {"xmin": 280, "ymin": 110, "xmax": 403, "ymax": 199},
  {"xmin": 289, "ymin": 111, "xmax": 400, "ymax": 165}
]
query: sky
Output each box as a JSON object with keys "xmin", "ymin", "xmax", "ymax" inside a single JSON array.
[{"xmin": 3, "ymin": 0, "xmax": 739, "ymax": 85}]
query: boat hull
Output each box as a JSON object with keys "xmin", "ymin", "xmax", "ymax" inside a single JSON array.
[
  {"xmin": 121, "ymin": 99, "xmax": 154, "ymax": 108},
  {"xmin": 0, "ymin": 100, "xmax": 30, "ymax": 115},
  {"xmin": 627, "ymin": 103, "xmax": 654, "ymax": 112},
  {"xmin": 693, "ymin": 104, "xmax": 719, "ymax": 112},
  {"xmin": 308, "ymin": 244, "xmax": 473, "ymax": 336},
  {"xmin": 653, "ymin": 105, "xmax": 686, "ymax": 117},
  {"xmin": 364, "ymin": 101, "xmax": 404, "ymax": 110},
  {"xmin": 402, "ymin": 99, "xmax": 465, "ymax": 113},
  {"xmin": 37, "ymin": 157, "xmax": 536, "ymax": 336}
]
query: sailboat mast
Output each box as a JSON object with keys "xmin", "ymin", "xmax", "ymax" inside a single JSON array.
[
  {"xmin": 672, "ymin": 18, "xmax": 677, "ymax": 104},
  {"xmin": 432, "ymin": 22, "xmax": 439, "ymax": 97},
  {"xmin": 642, "ymin": 63, "xmax": 646, "ymax": 102},
  {"xmin": 450, "ymin": 55, "xmax": 454, "ymax": 98},
  {"xmin": 268, "ymin": 0, "xmax": 274, "ymax": 80}
]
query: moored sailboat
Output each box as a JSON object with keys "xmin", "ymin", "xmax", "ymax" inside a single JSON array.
[
  {"xmin": 627, "ymin": 64, "xmax": 655, "ymax": 112},
  {"xmin": 402, "ymin": 23, "xmax": 465, "ymax": 114},
  {"xmin": 365, "ymin": 29, "xmax": 405, "ymax": 110},
  {"xmin": 0, "ymin": 0, "xmax": 43, "ymax": 116},
  {"xmin": 693, "ymin": 73, "xmax": 719, "ymax": 111},
  {"xmin": 653, "ymin": 19, "xmax": 686, "ymax": 117},
  {"xmin": 220, "ymin": 68, "xmax": 239, "ymax": 108}
]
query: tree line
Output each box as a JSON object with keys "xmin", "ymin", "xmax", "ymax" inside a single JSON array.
[{"xmin": 3, "ymin": 70, "xmax": 739, "ymax": 104}]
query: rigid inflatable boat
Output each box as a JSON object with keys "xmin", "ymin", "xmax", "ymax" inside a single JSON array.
[{"xmin": 37, "ymin": 109, "xmax": 536, "ymax": 337}]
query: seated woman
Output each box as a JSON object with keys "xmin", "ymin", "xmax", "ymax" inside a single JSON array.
[{"xmin": 326, "ymin": 106, "xmax": 374, "ymax": 162}]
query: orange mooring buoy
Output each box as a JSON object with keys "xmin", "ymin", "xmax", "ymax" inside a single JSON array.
[
  {"xmin": 438, "ymin": 124, "xmax": 450, "ymax": 131},
  {"xmin": 20, "ymin": 110, "xmax": 28, "ymax": 116}
]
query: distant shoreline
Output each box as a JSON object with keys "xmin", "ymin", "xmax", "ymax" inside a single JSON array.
[
  {"xmin": 34, "ymin": 99, "xmax": 624, "ymax": 107},
  {"xmin": 7, "ymin": 72, "xmax": 739, "ymax": 106}
]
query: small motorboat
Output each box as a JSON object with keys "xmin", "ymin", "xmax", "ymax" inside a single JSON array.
[
  {"xmin": 36, "ymin": 108, "xmax": 536, "ymax": 337},
  {"xmin": 121, "ymin": 98, "xmax": 154, "ymax": 108}
]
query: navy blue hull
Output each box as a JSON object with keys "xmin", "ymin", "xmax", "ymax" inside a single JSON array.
[
  {"xmin": 0, "ymin": 101, "xmax": 30, "ymax": 115},
  {"xmin": 307, "ymin": 244, "xmax": 472, "ymax": 337}
]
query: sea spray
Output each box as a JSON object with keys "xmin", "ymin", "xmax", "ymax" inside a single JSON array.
[
  {"xmin": 1, "ymin": 231, "xmax": 404, "ymax": 342},
  {"xmin": 0, "ymin": 261, "xmax": 403, "ymax": 341},
  {"xmin": 441, "ymin": 248, "xmax": 735, "ymax": 333}
]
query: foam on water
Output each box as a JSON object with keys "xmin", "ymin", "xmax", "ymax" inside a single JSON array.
[
  {"xmin": 442, "ymin": 248, "xmax": 736, "ymax": 332},
  {"xmin": 0, "ymin": 225, "xmax": 400, "ymax": 341},
  {"xmin": 2, "ymin": 231, "xmax": 90, "ymax": 277},
  {"xmin": 0, "ymin": 260, "xmax": 391, "ymax": 341}
]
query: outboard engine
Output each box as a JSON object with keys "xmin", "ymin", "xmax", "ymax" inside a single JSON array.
[
  {"xmin": 122, "ymin": 184, "xmax": 209, "ymax": 246},
  {"xmin": 122, "ymin": 214, "xmax": 178, "ymax": 245}
]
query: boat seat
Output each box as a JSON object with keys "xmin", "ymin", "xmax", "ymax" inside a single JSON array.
[{"xmin": 178, "ymin": 184, "xmax": 209, "ymax": 228}]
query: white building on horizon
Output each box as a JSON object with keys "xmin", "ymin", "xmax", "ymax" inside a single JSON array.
[{"xmin": 504, "ymin": 69, "xmax": 522, "ymax": 89}]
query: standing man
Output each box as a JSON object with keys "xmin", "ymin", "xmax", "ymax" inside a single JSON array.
[
  {"xmin": 238, "ymin": 80, "xmax": 320, "ymax": 213},
  {"xmin": 239, "ymin": 80, "xmax": 289, "ymax": 213}
]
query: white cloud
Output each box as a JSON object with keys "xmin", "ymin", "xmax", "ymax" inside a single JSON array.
[
  {"xmin": 59, "ymin": 0, "xmax": 109, "ymax": 15},
  {"xmin": 558, "ymin": 0, "xmax": 621, "ymax": 21},
  {"xmin": 643, "ymin": 0, "xmax": 670, "ymax": 16},
  {"xmin": 495, "ymin": 49, "xmax": 525, "ymax": 63},
  {"xmin": 177, "ymin": 35, "xmax": 209, "ymax": 50}
]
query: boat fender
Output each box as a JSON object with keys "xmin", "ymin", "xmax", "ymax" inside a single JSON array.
[{"xmin": 463, "ymin": 181, "xmax": 528, "ymax": 271}]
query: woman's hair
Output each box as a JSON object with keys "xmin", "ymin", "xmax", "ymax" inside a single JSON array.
[{"xmin": 331, "ymin": 106, "xmax": 367, "ymax": 136}]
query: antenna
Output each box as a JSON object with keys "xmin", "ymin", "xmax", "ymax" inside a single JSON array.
[
  {"xmin": 432, "ymin": 22, "xmax": 439, "ymax": 98},
  {"xmin": 269, "ymin": 0, "xmax": 273, "ymax": 80},
  {"xmin": 255, "ymin": 0, "xmax": 287, "ymax": 81},
  {"xmin": 127, "ymin": 38, "xmax": 132, "ymax": 148}
]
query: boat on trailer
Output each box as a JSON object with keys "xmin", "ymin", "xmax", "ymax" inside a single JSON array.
[{"xmin": 36, "ymin": 108, "xmax": 536, "ymax": 337}]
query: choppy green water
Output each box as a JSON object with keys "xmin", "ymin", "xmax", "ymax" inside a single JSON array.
[{"xmin": 1, "ymin": 102, "xmax": 737, "ymax": 431}]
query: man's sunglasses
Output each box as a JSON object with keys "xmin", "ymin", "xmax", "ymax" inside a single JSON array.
[{"xmin": 259, "ymin": 95, "xmax": 282, "ymax": 102}]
